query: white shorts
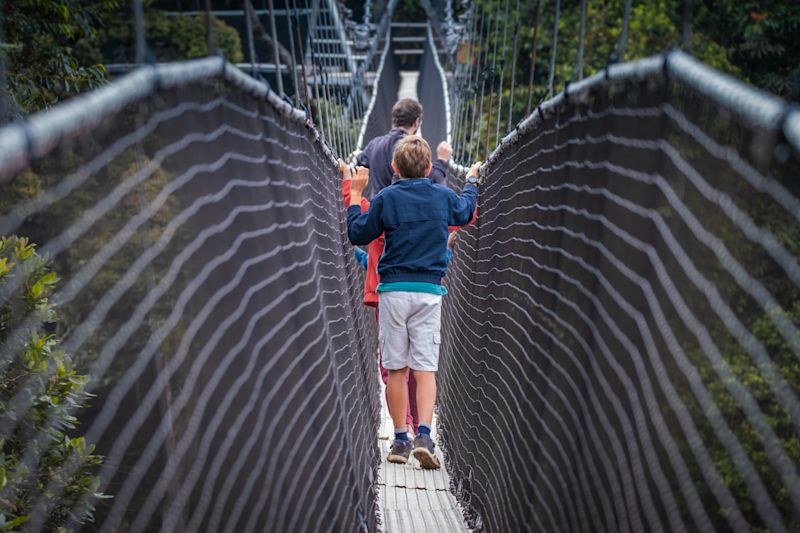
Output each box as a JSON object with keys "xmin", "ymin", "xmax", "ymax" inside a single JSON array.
[{"xmin": 379, "ymin": 291, "xmax": 443, "ymax": 372}]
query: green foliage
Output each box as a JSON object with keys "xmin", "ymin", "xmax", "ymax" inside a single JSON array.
[
  {"xmin": 2, "ymin": 0, "xmax": 119, "ymax": 114},
  {"xmin": 101, "ymin": 8, "xmax": 244, "ymax": 64},
  {"xmin": 2, "ymin": 1, "xmax": 244, "ymax": 117},
  {"xmin": 0, "ymin": 236, "xmax": 105, "ymax": 531},
  {"xmin": 452, "ymin": 0, "xmax": 800, "ymax": 156}
]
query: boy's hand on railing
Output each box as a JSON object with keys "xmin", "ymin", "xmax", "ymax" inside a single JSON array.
[
  {"xmin": 349, "ymin": 166, "xmax": 370, "ymax": 207},
  {"xmin": 351, "ymin": 166, "xmax": 370, "ymax": 194},
  {"xmin": 437, "ymin": 141, "xmax": 453, "ymax": 162}
]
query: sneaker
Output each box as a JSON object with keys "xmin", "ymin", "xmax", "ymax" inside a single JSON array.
[
  {"xmin": 387, "ymin": 439, "xmax": 413, "ymax": 464},
  {"xmin": 412, "ymin": 434, "xmax": 441, "ymax": 470}
]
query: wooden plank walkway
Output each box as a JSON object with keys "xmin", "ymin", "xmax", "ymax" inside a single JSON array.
[{"xmin": 376, "ymin": 382, "xmax": 471, "ymax": 532}]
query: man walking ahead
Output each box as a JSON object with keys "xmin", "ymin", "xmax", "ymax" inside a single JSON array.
[
  {"xmin": 356, "ymin": 98, "xmax": 453, "ymax": 197},
  {"xmin": 347, "ymin": 136, "xmax": 481, "ymax": 469}
]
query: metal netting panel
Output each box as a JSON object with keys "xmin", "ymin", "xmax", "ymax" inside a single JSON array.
[
  {"xmin": 438, "ymin": 58, "xmax": 800, "ymax": 532},
  {"xmin": 0, "ymin": 66, "xmax": 380, "ymax": 532}
]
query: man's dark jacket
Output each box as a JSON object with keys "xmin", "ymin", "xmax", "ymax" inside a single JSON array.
[{"xmin": 356, "ymin": 127, "xmax": 447, "ymax": 198}]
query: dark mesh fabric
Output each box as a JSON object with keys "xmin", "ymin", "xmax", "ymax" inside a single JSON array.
[
  {"xmin": 0, "ymin": 74, "xmax": 380, "ymax": 532},
  {"xmin": 360, "ymin": 42, "xmax": 400, "ymax": 148},
  {"xmin": 438, "ymin": 70, "xmax": 800, "ymax": 532},
  {"xmin": 417, "ymin": 32, "xmax": 448, "ymax": 151}
]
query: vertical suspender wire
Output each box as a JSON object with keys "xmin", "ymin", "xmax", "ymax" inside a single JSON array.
[
  {"xmin": 464, "ymin": 1, "xmax": 485, "ymax": 163},
  {"xmin": 525, "ymin": 0, "xmax": 542, "ymax": 115},
  {"xmin": 475, "ymin": 0, "xmax": 495, "ymax": 158},
  {"xmin": 133, "ymin": 0, "xmax": 146, "ymax": 64},
  {"xmin": 493, "ymin": 0, "xmax": 511, "ymax": 147},
  {"xmin": 291, "ymin": 0, "xmax": 312, "ymax": 113},
  {"xmin": 682, "ymin": 0, "xmax": 693, "ymax": 51},
  {"xmin": 506, "ymin": 0, "xmax": 521, "ymax": 131},
  {"xmin": 449, "ymin": 7, "xmax": 467, "ymax": 162},
  {"xmin": 460, "ymin": 1, "xmax": 482, "ymax": 163},
  {"xmin": 322, "ymin": 3, "xmax": 349, "ymax": 156},
  {"xmin": 575, "ymin": 0, "xmax": 586, "ymax": 80},
  {"xmin": 457, "ymin": 2, "xmax": 479, "ymax": 163},
  {"xmin": 319, "ymin": 3, "xmax": 345, "ymax": 155},
  {"xmin": 470, "ymin": 0, "xmax": 490, "ymax": 162},
  {"xmin": 310, "ymin": 0, "xmax": 337, "ymax": 152},
  {"xmin": 244, "ymin": 0, "xmax": 259, "ymax": 78},
  {"xmin": 617, "ymin": 0, "xmax": 632, "ymax": 61},
  {"xmin": 336, "ymin": 4, "xmax": 358, "ymax": 157},
  {"xmin": 285, "ymin": 0, "xmax": 302, "ymax": 105},
  {"xmin": 484, "ymin": 0, "xmax": 501, "ymax": 154},
  {"xmin": 204, "ymin": 0, "xmax": 216, "ymax": 54},
  {"xmin": 266, "ymin": 0, "xmax": 285, "ymax": 95},
  {"xmin": 450, "ymin": 36, "xmax": 465, "ymax": 156},
  {"xmin": 316, "ymin": 7, "xmax": 335, "ymax": 152},
  {"xmin": 322, "ymin": 2, "xmax": 346, "ymax": 156},
  {"xmin": 307, "ymin": 0, "xmax": 327, "ymax": 144},
  {"xmin": 546, "ymin": 0, "xmax": 560, "ymax": 98},
  {"xmin": 0, "ymin": 2, "xmax": 6, "ymax": 124}
]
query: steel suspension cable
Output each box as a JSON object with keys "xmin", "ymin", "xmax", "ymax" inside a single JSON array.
[
  {"xmin": 316, "ymin": 8, "xmax": 339, "ymax": 153},
  {"xmin": 546, "ymin": 0, "xmax": 560, "ymax": 97},
  {"xmin": 456, "ymin": 2, "xmax": 480, "ymax": 163},
  {"xmin": 204, "ymin": 0, "xmax": 215, "ymax": 54},
  {"xmin": 617, "ymin": 0, "xmax": 632, "ymax": 61},
  {"xmin": 471, "ymin": 0, "xmax": 490, "ymax": 161},
  {"xmin": 291, "ymin": 0, "xmax": 312, "ymax": 112},
  {"xmin": 462, "ymin": 2, "xmax": 481, "ymax": 162},
  {"xmin": 484, "ymin": 0, "xmax": 501, "ymax": 155},
  {"xmin": 266, "ymin": 0, "xmax": 284, "ymax": 95},
  {"xmin": 320, "ymin": 3, "xmax": 351, "ymax": 156},
  {"xmin": 682, "ymin": 0, "xmax": 693, "ymax": 51},
  {"xmin": 134, "ymin": 0, "xmax": 146, "ymax": 64},
  {"xmin": 494, "ymin": 0, "xmax": 511, "ymax": 146},
  {"xmin": 525, "ymin": 0, "xmax": 542, "ymax": 115},
  {"xmin": 507, "ymin": 0, "xmax": 521, "ymax": 131},
  {"xmin": 243, "ymin": 0, "xmax": 258, "ymax": 78},
  {"xmin": 575, "ymin": 0, "xmax": 587, "ymax": 80},
  {"xmin": 284, "ymin": 0, "xmax": 302, "ymax": 105}
]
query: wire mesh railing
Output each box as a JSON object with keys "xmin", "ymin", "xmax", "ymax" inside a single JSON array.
[
  {"xmin": 0, "ymin": 58, "xmax": 380, "ymax": 532},
  {"xmin": 437, "ymin": 50, "xmax": 800, "ymax": 532}
]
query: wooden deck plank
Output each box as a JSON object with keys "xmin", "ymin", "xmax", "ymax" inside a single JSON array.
[{"xmin": 377, "ymin": 374, "xmax": 471, "ymax": 532}]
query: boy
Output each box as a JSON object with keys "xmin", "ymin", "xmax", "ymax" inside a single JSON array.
[{"xmin": 347, "ymin": 136, "xmax": 481, "ymax": 469}]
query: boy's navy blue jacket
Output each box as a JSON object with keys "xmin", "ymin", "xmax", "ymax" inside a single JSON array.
[
  {"xmin": 347, "ymin": 178, "xmax": 478, "ymax": 285},
  {"xmin": 356, "ymin": 127, "xmax": 447, "ymax": 198}
]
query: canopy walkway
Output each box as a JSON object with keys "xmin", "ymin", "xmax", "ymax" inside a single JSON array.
[{"xmin": 0, "ymin": 1, "xmax": 799, "ymax": 532}]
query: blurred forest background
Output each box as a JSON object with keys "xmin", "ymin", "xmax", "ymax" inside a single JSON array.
[{"xmin": 1, "ymin": 0, "xmax": 798, "ymax": 123}]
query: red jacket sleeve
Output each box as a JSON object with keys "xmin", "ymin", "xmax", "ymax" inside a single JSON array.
[{"xmin": 342, "ymin": 178, "xmax": 371, "ymax": 211}]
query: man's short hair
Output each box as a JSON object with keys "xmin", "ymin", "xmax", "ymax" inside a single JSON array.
[
  {"xmin": 393, "ymin": 135, "xmax": 431, "ymax": 178},
  {"xmin": 392, "ymin": 98, "xmax": 423, "ymax": 128}
]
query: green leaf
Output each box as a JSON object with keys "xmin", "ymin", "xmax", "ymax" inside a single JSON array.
[
  {"xmin": 4, "ymin": 515, "xmax": 29, "ymax": 529},
  {"xmin": 30, "ymin": 280, "xmax": 43, "ymax": 299}
]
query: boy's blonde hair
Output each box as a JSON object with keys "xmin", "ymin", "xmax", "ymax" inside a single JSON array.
[{"xmin": 393, "ymin": 135, "xmax": 431, "ymax": 178}]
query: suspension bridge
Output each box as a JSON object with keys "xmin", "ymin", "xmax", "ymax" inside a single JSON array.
[{"xmin": 0, "ymin": 1, "xmax": 799, "ymax": 532}]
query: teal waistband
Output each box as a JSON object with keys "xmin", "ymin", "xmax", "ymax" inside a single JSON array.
[{"xmin": 377, "ymin": 282, "xmax": 447, "ymax": 296}]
